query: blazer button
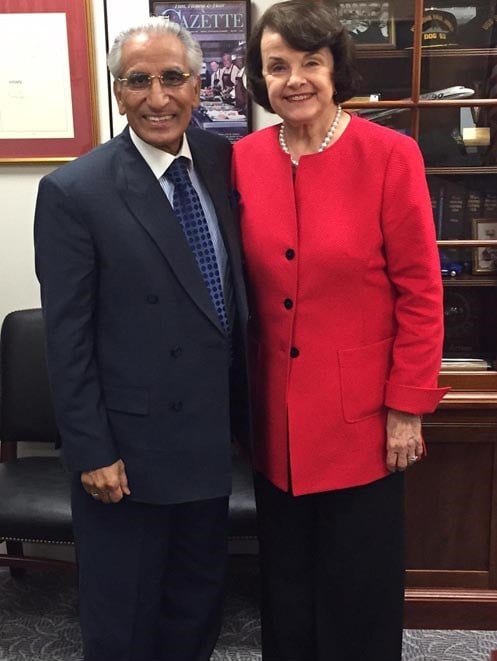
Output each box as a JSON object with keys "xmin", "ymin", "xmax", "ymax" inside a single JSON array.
[
  {"xmin": 290, "ymin": 347, "xmax": 300, "ymax": 358},
  {"xmin": 146, "ymin": 294, "xmax": 159, "ymax": 304},
  {"xmin": 170, "ymin": 401, "xmax": 183, "ymax": 412},
  {"xmin": 170, "ymin": 346, "xmax": 183, "ymax": 358},
  {"xmin": 285, "ymin": 249, "xmax": 295, "ymax": 260},
  {"xmin": 284, "ymin": 298, "xmax": 293, "ymax": 310}
]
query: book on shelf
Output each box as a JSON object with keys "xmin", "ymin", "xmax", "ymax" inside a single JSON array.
[
  {"xmin": 429, "ymin": 181, "xmax": 444, "ymax": 239},
  {"xmin": 429, "ymin": 179, "xmax": 467, "ymax": 240},
  {"xmin": 465, "ymin": 189, "xmax": 484, "ymax": 226},
  {"xmin": 442, "ymin": 181, "xmax": 466, "ymax": 240},
  {"xmin": 483, "ymin": 192, "xmax": 497, "ymax": 217}
]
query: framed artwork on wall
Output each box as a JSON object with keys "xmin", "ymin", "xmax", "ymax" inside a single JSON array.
[
  {"xmin": 149, "ymin": 0, "xmax": 250, "ymax": 142},
  {"xmin": 0, "ymin": 0, "xmax": 98, "ymax": 163},
  {"xmin": 337, "ymin": 1, "xmax": 395, "ymax": 49}
]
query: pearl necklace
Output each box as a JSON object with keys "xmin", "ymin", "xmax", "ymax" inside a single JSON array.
[{"xmin": 278, "ymin": 104, "xmax": 342, "ymax": 168}]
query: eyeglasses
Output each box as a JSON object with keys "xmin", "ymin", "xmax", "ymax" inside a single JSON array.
[{"xmin": 117, "ymin": 70, "xmax": 192, "ymax": 91}]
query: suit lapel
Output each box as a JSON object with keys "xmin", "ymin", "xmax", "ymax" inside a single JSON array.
[{"xmin": 116, "ymin": 131, "xmax": 222, "ymax": 332}]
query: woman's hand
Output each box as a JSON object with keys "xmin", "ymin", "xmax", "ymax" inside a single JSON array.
[{"xmin": 386, "ymin": 409, "xmax": 424, "ymax": 472}]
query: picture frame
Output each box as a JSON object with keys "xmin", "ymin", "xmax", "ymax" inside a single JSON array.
[
  {"xmin": 149, "ymin": 0, "xmax": 250, "ymax": 142},
  {"xmin": 0, "ymin": 0, "xmax": 98, "ymax": 163},
  {"xmin": 337, "ymin": 1, "xmax": 396, "ymax": 49},
  {"xmin": 472, "ymin": 218, "xmax": 497, "ymax": 274}
]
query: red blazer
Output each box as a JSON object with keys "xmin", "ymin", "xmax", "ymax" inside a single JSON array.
[{"xmin": 232, "ymin": 115, "xmax": 449, "ymax": 495}]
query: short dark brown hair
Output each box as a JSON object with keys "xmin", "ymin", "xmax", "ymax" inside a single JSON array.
[{"xmin": 246, "ymin": 0, "xmax": 360, "ymax": 113}]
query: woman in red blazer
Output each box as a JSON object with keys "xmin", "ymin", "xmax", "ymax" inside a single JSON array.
[{"xmin": 232, "ymin": 2, "xmax": 449, "ymax": 659}]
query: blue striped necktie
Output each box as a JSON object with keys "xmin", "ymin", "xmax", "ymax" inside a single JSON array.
[{"xmin": 165, "ymin": 157, "xmax": 230, "ymax": 333}]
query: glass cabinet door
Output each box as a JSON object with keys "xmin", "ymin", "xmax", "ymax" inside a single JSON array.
[
  {"xmin": 334, "ymin": 0, "xmax": 497, "ymax": 373},
  {"xmin": 428, "ymin": 171, "xmax": 497, "ymax": 367}
]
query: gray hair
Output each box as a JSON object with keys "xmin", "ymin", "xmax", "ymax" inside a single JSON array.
[{"xmin": 107, "ymin": 17, "xmax": 203, "ymax": 78}]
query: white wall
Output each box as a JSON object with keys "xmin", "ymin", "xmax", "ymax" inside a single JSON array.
[{"xmin": 0, "ymin": 0, "xmax": 277, "ymax": 327}]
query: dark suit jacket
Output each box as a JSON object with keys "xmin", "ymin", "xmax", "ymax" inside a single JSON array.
[{"xmin": 34, "ymin": 127, "xmax": 249, "ymax": 504}]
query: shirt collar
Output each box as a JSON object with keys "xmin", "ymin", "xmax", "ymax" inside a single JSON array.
[{"xmin": 129, "ymin": 127, "xmax": 193, "ymax": 179}]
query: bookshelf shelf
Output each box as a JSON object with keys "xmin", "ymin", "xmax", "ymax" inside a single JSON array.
[{"xmin": 442, "ymin": 274, "xmax": 497, "ymax": 285}]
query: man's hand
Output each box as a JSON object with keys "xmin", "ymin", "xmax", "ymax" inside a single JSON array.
[
  {"xmin": 386, "ymin": 409, "xmax": 423, "ymax": 473},
  {"xmin": 81, "ymin": 459, "xmax": 131, "ymax": 504}
]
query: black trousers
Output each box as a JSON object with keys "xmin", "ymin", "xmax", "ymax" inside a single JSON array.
[
  {"xmin": 254, "ymin": 471, "xmax": 405, "ymax": 661},
  {"xmin": 71, "ymin": 476, "xmax": 229, "ymax": 661}
]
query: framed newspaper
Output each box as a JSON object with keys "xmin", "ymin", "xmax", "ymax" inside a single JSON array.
[{"xmin": 149, "ymin": 0, "xmax": 250, "ymax": 142}]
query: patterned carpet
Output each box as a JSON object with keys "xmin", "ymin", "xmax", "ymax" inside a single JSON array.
[{"xmin": 1, "ymin": 557, "xmax": 497, "ymax": 660}]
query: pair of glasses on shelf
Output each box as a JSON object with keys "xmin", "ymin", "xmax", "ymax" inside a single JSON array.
[{"xmin": 117, "ymin": 69, "xmax": 192, "ymax": 90}]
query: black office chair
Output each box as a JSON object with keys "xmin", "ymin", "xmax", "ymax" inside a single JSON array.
[
  {"xmin": 0, "ymin": 308, "xmax": 74, "ymax": 574},
  {"xmin": 0, "ymin": 307, "xmax": 257, "ymax": 573}
]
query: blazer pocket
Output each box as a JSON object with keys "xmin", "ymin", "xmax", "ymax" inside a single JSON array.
[
  {"xmin": 103, "ymin": 385, "xmax": 150, "ymax": 416},
  {"xmin": 338, "ymin": 336, "xmax": 394, "ymax": 423}
]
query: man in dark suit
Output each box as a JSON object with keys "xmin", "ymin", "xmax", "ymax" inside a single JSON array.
[{"xmin": 34, "ymin": 17, "xmax": 248, "ymax": 661}]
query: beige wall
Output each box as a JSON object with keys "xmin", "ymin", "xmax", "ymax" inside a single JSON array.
[{"xmin": 0, "ymin": 0, "xmax": 277, "ymax": 327}]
